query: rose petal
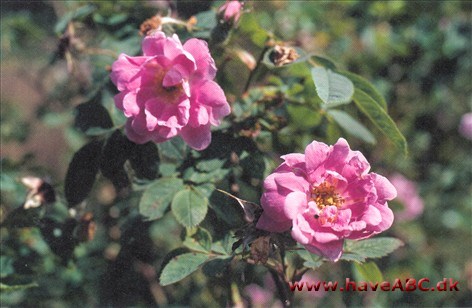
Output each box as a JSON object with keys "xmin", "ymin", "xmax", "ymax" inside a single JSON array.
[
  {"xmin": 256, "ymin": 212, "xmax": 292, "ymax": 233},
  {"xmin": 304, "ymin": 239, "xmax": 344, "ymax": 262},
  {"xmin": 110, "ymin": 54, "xmax": 149, "ymax": 91},
  {"xmin": 283, "ymin": 191, "xmax": 307, "ymax": 219},
  {"xmin": 183, "ymin": 38, "xmax": 217, "ymax": 79},
  {"xmin": 179, "ymin": 123, "xmax": 212, "ymax": 150}
]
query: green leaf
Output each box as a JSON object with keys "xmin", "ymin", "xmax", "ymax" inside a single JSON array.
[
  {"xmin": 158, "ymin": 138, "xmax": 188, "ymax": 162},
  {"xmin": 196, "ymin": 159, "xmax": 226, "ymax": 172},
  {"xmin": 344, "ymin": 237, "xmax": 404, "ymax": 260},
  {"xmin": 129, "ymin": 142, "xmax": 159, "ymax": 180},
  {"xmin": 64, "ymin": 140, "xmax": 103, "ymax": 206},
  {"xmin": 171, "ymin": 188, "xmax": 208, "ymax": 228},
  {"xmin": 296, "ymin": 249, "xmax": 324, "ymax": 269},
  {"xmin": 0, "ymin": 256, "xmax": 14, "ymax": 278},
  {"xmin": 159, "ymin": 252, "xmax": 210, "ymax": 286},
  {"xmin": 193, "ymin": 10, "xmax": 217, "ymax": 37},
  {"xmin": 84, "ymin": 127, "xmax": 116, "ymax": 136},
  {"xmin": 184, "ymin": 167, "xmax": 230, "ymax": 184},
  {"xmin": 287, "ymin": 104, "xmax": 323, "ymax": 130},
  {"xmin": 211, "ymin": 233, "xmax": 238, "ymax": 255},
  {"xmin": 139, "ymin": 178, "xmax": 185, "ymax": 221},
  {"xmin": 237, "ymin": 13, "xmax": 269, "ymax": 47},
  {"xmin": 183, "ymin": 227, "xmax": 212, "ymax": 252},
  {"xmin": 0, "ymin": 282, "xmax": 38, "ymax": 292},
  {"xmin": 311, "ymin": 55, "xmax": 337, "ymax": 70},
  {"xmin": 353, "ymin": 261, "xmax": 384, "ymax": 283},
  {"xmin": 74, "ymin": 99, "xmax": 113, "ymax": 134},
  {"xmin": 339, "ymin": 252, "xmax": 366, "ymax": 263},
  {"xmin": 202, "ymin": 257, "xmax": 232, "ymax": 278},
  {"xmin": 353, "ymin": 89, "xmax": 407, "ymax": 155},
  {"xmin": 99, "ymin": 130, "xmax": 134, "ymax": 190},
  {"xmin": 327, "ymin": 109, "xmax": 376, "ymax": 144},
  {"xmin": 337, "ymin": 70, "xmax": 387, "ymax": 110},
  {"xmin": 311, "ymin": 67, "xmax": 354, "ymax": 106}
]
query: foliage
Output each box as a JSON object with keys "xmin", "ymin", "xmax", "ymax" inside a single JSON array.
[{"xmin": 1, "ymin": 1, "xmax": 471, "ymax": 307}]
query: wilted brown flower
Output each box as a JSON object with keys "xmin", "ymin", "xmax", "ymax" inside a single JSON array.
[{"xmin": 269, "ymin": 45, "xmax": 299, "ymax": 67}]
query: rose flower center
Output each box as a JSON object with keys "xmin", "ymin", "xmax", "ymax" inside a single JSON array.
[
  {"xmin": 148, "ymin": 63, "xmax": 185, "ymax": 103},
  {"xmin": 310, "ymin": 182, "xmax": 344, "ymax": 224}
]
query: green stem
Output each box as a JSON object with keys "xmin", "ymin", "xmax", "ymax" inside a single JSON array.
[
  {"xmin": 269, "ymin": 267, "xmax": 293, "ymax": 307},
  {"xmin": 243, "ymin": 45, "xmax": 270, "ymax": 94}
]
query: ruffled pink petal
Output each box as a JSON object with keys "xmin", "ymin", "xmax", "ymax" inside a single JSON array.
[
  {"xmin": 305, "ymin": 140, "xmax": 330, "ymax": 178},
  {"xmin": 283, "ymin": 191, "xmax": 307, "ymax": 219},
  {"xmin": 304, "ymin": 239, "xmax": 344, "ymax": 262},
  {"xmin": 361, "ymin": 205, "xmax": 382, "ymax": 226},
  {"xmin": 194, "ymin": 80, "xmax": 228, "ymax": 107},
  {"xmin": 312, "ymin": 227, "xmax": 340, "ymax": 244},
  {"xmin": 163, "ymin": 34, "xmax": 185, "ymax": 60},
  {"xmin": 171, "ymin": 52, "xmax": 197, "ymax": 80},
  {"xmin": 281, "ymin": 153, "xmax": 306, "ymax": 169},
  {"xmin": 191, "ymin": 80, "xmax": 230, "ymax": 126},
  {"xmin": 125, "ymin": 118, "xmax": 153, "ymax": 144},
  {"xmin": 163, "ymin": 67, "xmax": 184, "ymax": 87},
  {"xmin": 153, "ymin": 125, "xmax": 179, "ymax": 140},
  {"xmin": 331, "ymin": 209, "xmax": 352, "ymax": 233},
  {"xmin": 188, "ymin": 104, "xmax": 210, "ymax": 127},
  {"xmin": 342, "ymin": 152, "xmax": 371, "ymax": 180},
  {"xmin": 121, "ymin": 91, "xmax": 141, "ymax": 117},
  {"xmin": 259, "ymin": 189, "xmax": 289, "ymax": 222},
  {"xmin": 110, "ymin": 54, "xmax": 148, "ymax": 91},
  {"xmin": 144, "ymin": 97, "xmax": 190, "ymax": 130},
  {"xmin": 141, "ymin": 32, "xmax": 168, "ymax": 57},
  {"xmin": 256, "ymin": 212, "xmax": 292, "ymax": 232},
  {"xmin": 372, "ymin": 173, "xmax": 397, "ymax": 202},
  {"xmin": 179, "ymin": 123, "xmax": 212, "ymax": 150},
  {"xmin": 324, "ymin": 138, "xmax": 350, "ymax": 171},
  {"xmin": 183, "ymin": 38, "xmax": 217, "ymax": 79},
  {"xmin": 274, "ymin": 172, "xmax": 308, "ymax": 193},
  {"xmin": 291, "ymin": 214, "xmax": 313, "ymax": 244},
  {"xmin": 370, "ymin": 204, "xmax": 394, "ymax": 232},
  {"xmin": 113, "ymin": 91, "xmax": 126, "ymax": 112}
]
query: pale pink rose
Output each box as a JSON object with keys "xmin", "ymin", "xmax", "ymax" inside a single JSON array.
[
  {"xmin": 389, "ymin": 173, "xmax": 424, "ymax": 221},
  {"xmin": 459, "ymin": 113, "xmax": 472, "ymax": 140},
  {"xmin": 218, "ymin": 0, "xmax": 243, "ymax": 23},
  {"xmin": 244, "ymin": 284, "xmax": 273, "ymax": 307},
  {"xmin": 244, "ymin": 274, "xmax": 283, "ymax": 308},
  {"xmin": 256, "ymin": 138, "xmax": 396, "ymax": 261},
  {"xmin": 300, "ymin": 271, "xmax": 326, "ymax": 298},
  {"xmin": 110, "ymin": 31, "xmax": 230, "ymax": 150}
]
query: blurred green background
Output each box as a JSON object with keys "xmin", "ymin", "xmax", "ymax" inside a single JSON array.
[{"xmin": 1, "ymin": 1, "xmax": 471, "ymax": 306}]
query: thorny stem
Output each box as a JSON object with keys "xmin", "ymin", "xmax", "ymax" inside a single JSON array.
[
  {"xmin": 84, "ymin": 47, "xmax": 119, "ymax": 58},
  {"xmin": 243, "ymin": 45, "xmax": 270, "ymax": 94},
  {"xmin": 269, "ymin": 267, "xmax": 293, "ymax": 307}
]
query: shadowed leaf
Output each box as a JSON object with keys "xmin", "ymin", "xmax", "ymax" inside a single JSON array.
[{"xmin": 65, "ymin": 140, "xmax": 103, "ymax": 206}]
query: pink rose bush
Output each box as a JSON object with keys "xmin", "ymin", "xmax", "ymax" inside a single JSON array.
[
  {"xmin": 256, "ymin": 138, "xmax": 396, "ymax": 261},
  {"xmin": 218, "ymin": 0, "xmax": 243, "ymax": 24},
  {"xmin": 110, "ymin": 31, "xmax": 230, "ymax": 150},
  {"xmin": 389, "ymin": 173, "xmax": 424, "ymax": 221}
]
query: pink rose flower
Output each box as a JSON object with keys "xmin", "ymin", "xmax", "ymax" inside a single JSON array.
[
  {"xmin": 110, "ymin": 31, "xmax": 230, "ymax": 150},
  {"xmin": 256, "ymin": 138, "xmax": 396, "ymax": 261},
  {"xmin": 389, "ymin": 173, "xmax": 424, "ymax": 221},
  {"xmin": 218, "ymin": 0, "xmax": 243, "ymax": 23},
  {"xmin": 459, "ymin": 112, "xmax": 472, "ymax": 140}
]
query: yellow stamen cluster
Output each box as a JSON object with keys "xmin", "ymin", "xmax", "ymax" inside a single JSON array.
[{"xmin": 311, "ymin": 182, "xmax": 344, "ymax": 210}]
